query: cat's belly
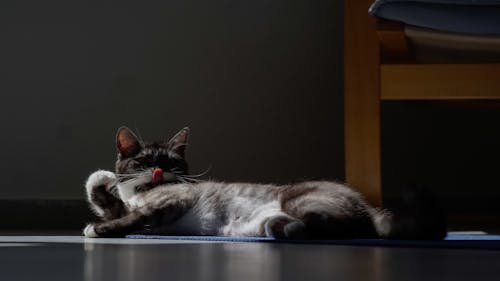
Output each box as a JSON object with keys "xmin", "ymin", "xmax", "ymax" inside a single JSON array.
[
  {"xmin": 167, "ymin": 209, "xmax": 223, "ymax": 235},
  {"xmin": 221, "ymin": 200, "xmax": 284, "ymax": 237},
  {"xmin": 160, "ymin": 199, "xmax": 285, "ymax": 237}
]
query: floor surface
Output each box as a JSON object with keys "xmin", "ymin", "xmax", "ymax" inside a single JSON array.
[{"xmin": 0, "ymin": 236, "xmax": 499, "ymax": 281}]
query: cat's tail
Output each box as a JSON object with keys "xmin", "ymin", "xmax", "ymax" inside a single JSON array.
[{"xmin": 372, "ymin": 186, "xmax": 447, "ymax": 240}]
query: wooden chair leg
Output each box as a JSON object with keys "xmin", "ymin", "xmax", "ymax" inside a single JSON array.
[{"xmin": 344, "ymin": 0, "xmax": 382, "ymax": 206}]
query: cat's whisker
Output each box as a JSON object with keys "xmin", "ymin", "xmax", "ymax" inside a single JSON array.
[
  {"xmin": 180, "ymin": 176, "xmax": 202, "ymax": 181},
  {"xmin": 182, "ymin": 166, "xmax": 211, "ymax": 178},
  {"xmin": 119, "ymin": 175, "xmax": 150, "ymax": 185},
  {"xmin": 115, "ymin": 169, "xmax": 155, "ymax": 178},
  {"xmin": 177, "ymin": 175, "xmax": 203, "ymax": 183},
  {"xmin": 181, "ymin": 174, "xmax": 201, "ymax": 179},
  {"xmin": 116, "ymin": 175, "xmax": 140, "ymax": 180},
  {"xmin": 133, "ymin": 125, "xmax": 146, "ymax": 146},
  {"xmin": 115, "ymin": 173, "xmax": 146, "ymax": 177},
  {"xmin": 176, "ymin": 177, "xmax": 189, "ymax": 184},
  {"xmin": 170, "ymin": 169, "xmax": 184, "ymax": 175},
  {"xmin": 177, "ymin": 175, "xmax": 201, "ymax": 183},
  {"xmin": 115, "ymin": 176, "xmax": 139, "ymax": 180}
]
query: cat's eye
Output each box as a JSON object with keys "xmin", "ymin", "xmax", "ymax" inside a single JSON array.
[
  {"xmin": 135, "ymin": 156, "xmax": 147, "ymax": 162},
  {"xmin": 133, "ymin": 156, "xmax": 152, "ymax": 168}
]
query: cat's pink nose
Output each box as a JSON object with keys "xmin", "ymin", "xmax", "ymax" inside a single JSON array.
[{"xmin": 152, "ymin": 168, "xmax": 163, "ymax": 184}]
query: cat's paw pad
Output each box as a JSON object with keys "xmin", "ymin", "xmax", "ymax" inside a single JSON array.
[
  {"xmin": 83, "ymin": 224, "xmax": 99, "ymax": 238},
  {"xmin": 86, "ymin": 170, "xmax": 118, "ymax": 191}
]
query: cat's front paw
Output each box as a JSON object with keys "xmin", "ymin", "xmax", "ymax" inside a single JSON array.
[
  {"xmin": 85, "ymin": 170, "xmax": 118, "ymax": 192},
  {"xmin": 83, "ymin": 223, "xmax": 100, "ymax": 238}
]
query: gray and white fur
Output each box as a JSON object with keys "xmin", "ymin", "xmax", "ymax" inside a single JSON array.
[{"xmin": 84, "ymin": 127, "xmax": 446, "ymax": 239}]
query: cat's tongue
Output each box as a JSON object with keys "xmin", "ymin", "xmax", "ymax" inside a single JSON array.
[{"xmin": 152, "ymin": 168, "xmax": 163, "ymax": 184}]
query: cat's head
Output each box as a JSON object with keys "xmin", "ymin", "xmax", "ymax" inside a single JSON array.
[{"xmin": 115, "ymin": 126, "xmax": 190, "ymax": 192}]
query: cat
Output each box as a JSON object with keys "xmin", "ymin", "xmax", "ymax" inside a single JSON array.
[{"xmin": 83, "ymin": 126, "xmax": 446, "ymax": 239}]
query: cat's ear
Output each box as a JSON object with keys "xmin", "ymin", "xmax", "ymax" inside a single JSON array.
[
  {"xmin": 167, "ymin": 127, "xmax": 189, "ymax": 158},
  {"xmin": 116, "ymin": 126, "xmax": 142, "ymax": 158}
]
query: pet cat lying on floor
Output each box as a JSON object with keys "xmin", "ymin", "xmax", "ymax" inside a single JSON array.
[{"xmin": 83, "ymin": 127, "xmax": 446, "ymax": 239}]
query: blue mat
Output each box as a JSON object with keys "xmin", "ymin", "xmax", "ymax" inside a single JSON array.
[{"xmin": 127, "ymin": 233, "xmax": 500, "ymax": 250}]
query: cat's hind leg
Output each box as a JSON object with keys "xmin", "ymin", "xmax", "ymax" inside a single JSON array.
[
  {"xmin": 293, "ymin": 209, "xmax": 377, "ymax": 239},
  {"xmin": 85, "ymin": 170, "xmax": 127, "ymax": 221},
  {"xmin": 280, "ymin": 185, "xmax": 378, "ymax": 239},
  {"xmin": 263, "ymin": 215, "xmax": 307, "ymax": 239}
]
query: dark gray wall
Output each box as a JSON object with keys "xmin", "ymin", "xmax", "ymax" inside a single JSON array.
[{"xmin": 0, "ymin": 1, "xmax": 344, "ymax": 199}]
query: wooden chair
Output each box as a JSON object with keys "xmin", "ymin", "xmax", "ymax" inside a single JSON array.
[{"xmin": 344, "ymin": 0, "xmax": 500, "ymax": 206}]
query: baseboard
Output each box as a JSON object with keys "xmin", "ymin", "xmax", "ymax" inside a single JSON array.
[
  {"xmin": 448, "ymin": 213, "xmax": 500, "ymax": 233},
  {"xmin": 0, "ymin": 199, "xmax": 97, "ymax": 231}
]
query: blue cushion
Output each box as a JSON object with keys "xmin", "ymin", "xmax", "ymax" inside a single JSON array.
[{"xmin": 369, "ymin": 0, "xmax": 500, "ymax": 35}]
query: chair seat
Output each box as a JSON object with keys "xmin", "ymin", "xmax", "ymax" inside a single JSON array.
[{"xmin": 369, "ymin": 0, "xmax": 500, "ymax": 35}]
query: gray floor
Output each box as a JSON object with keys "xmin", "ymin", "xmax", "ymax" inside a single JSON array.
[{"xmin": 1, "ymin": 236, "xmax": 499, "ymax": 281}]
